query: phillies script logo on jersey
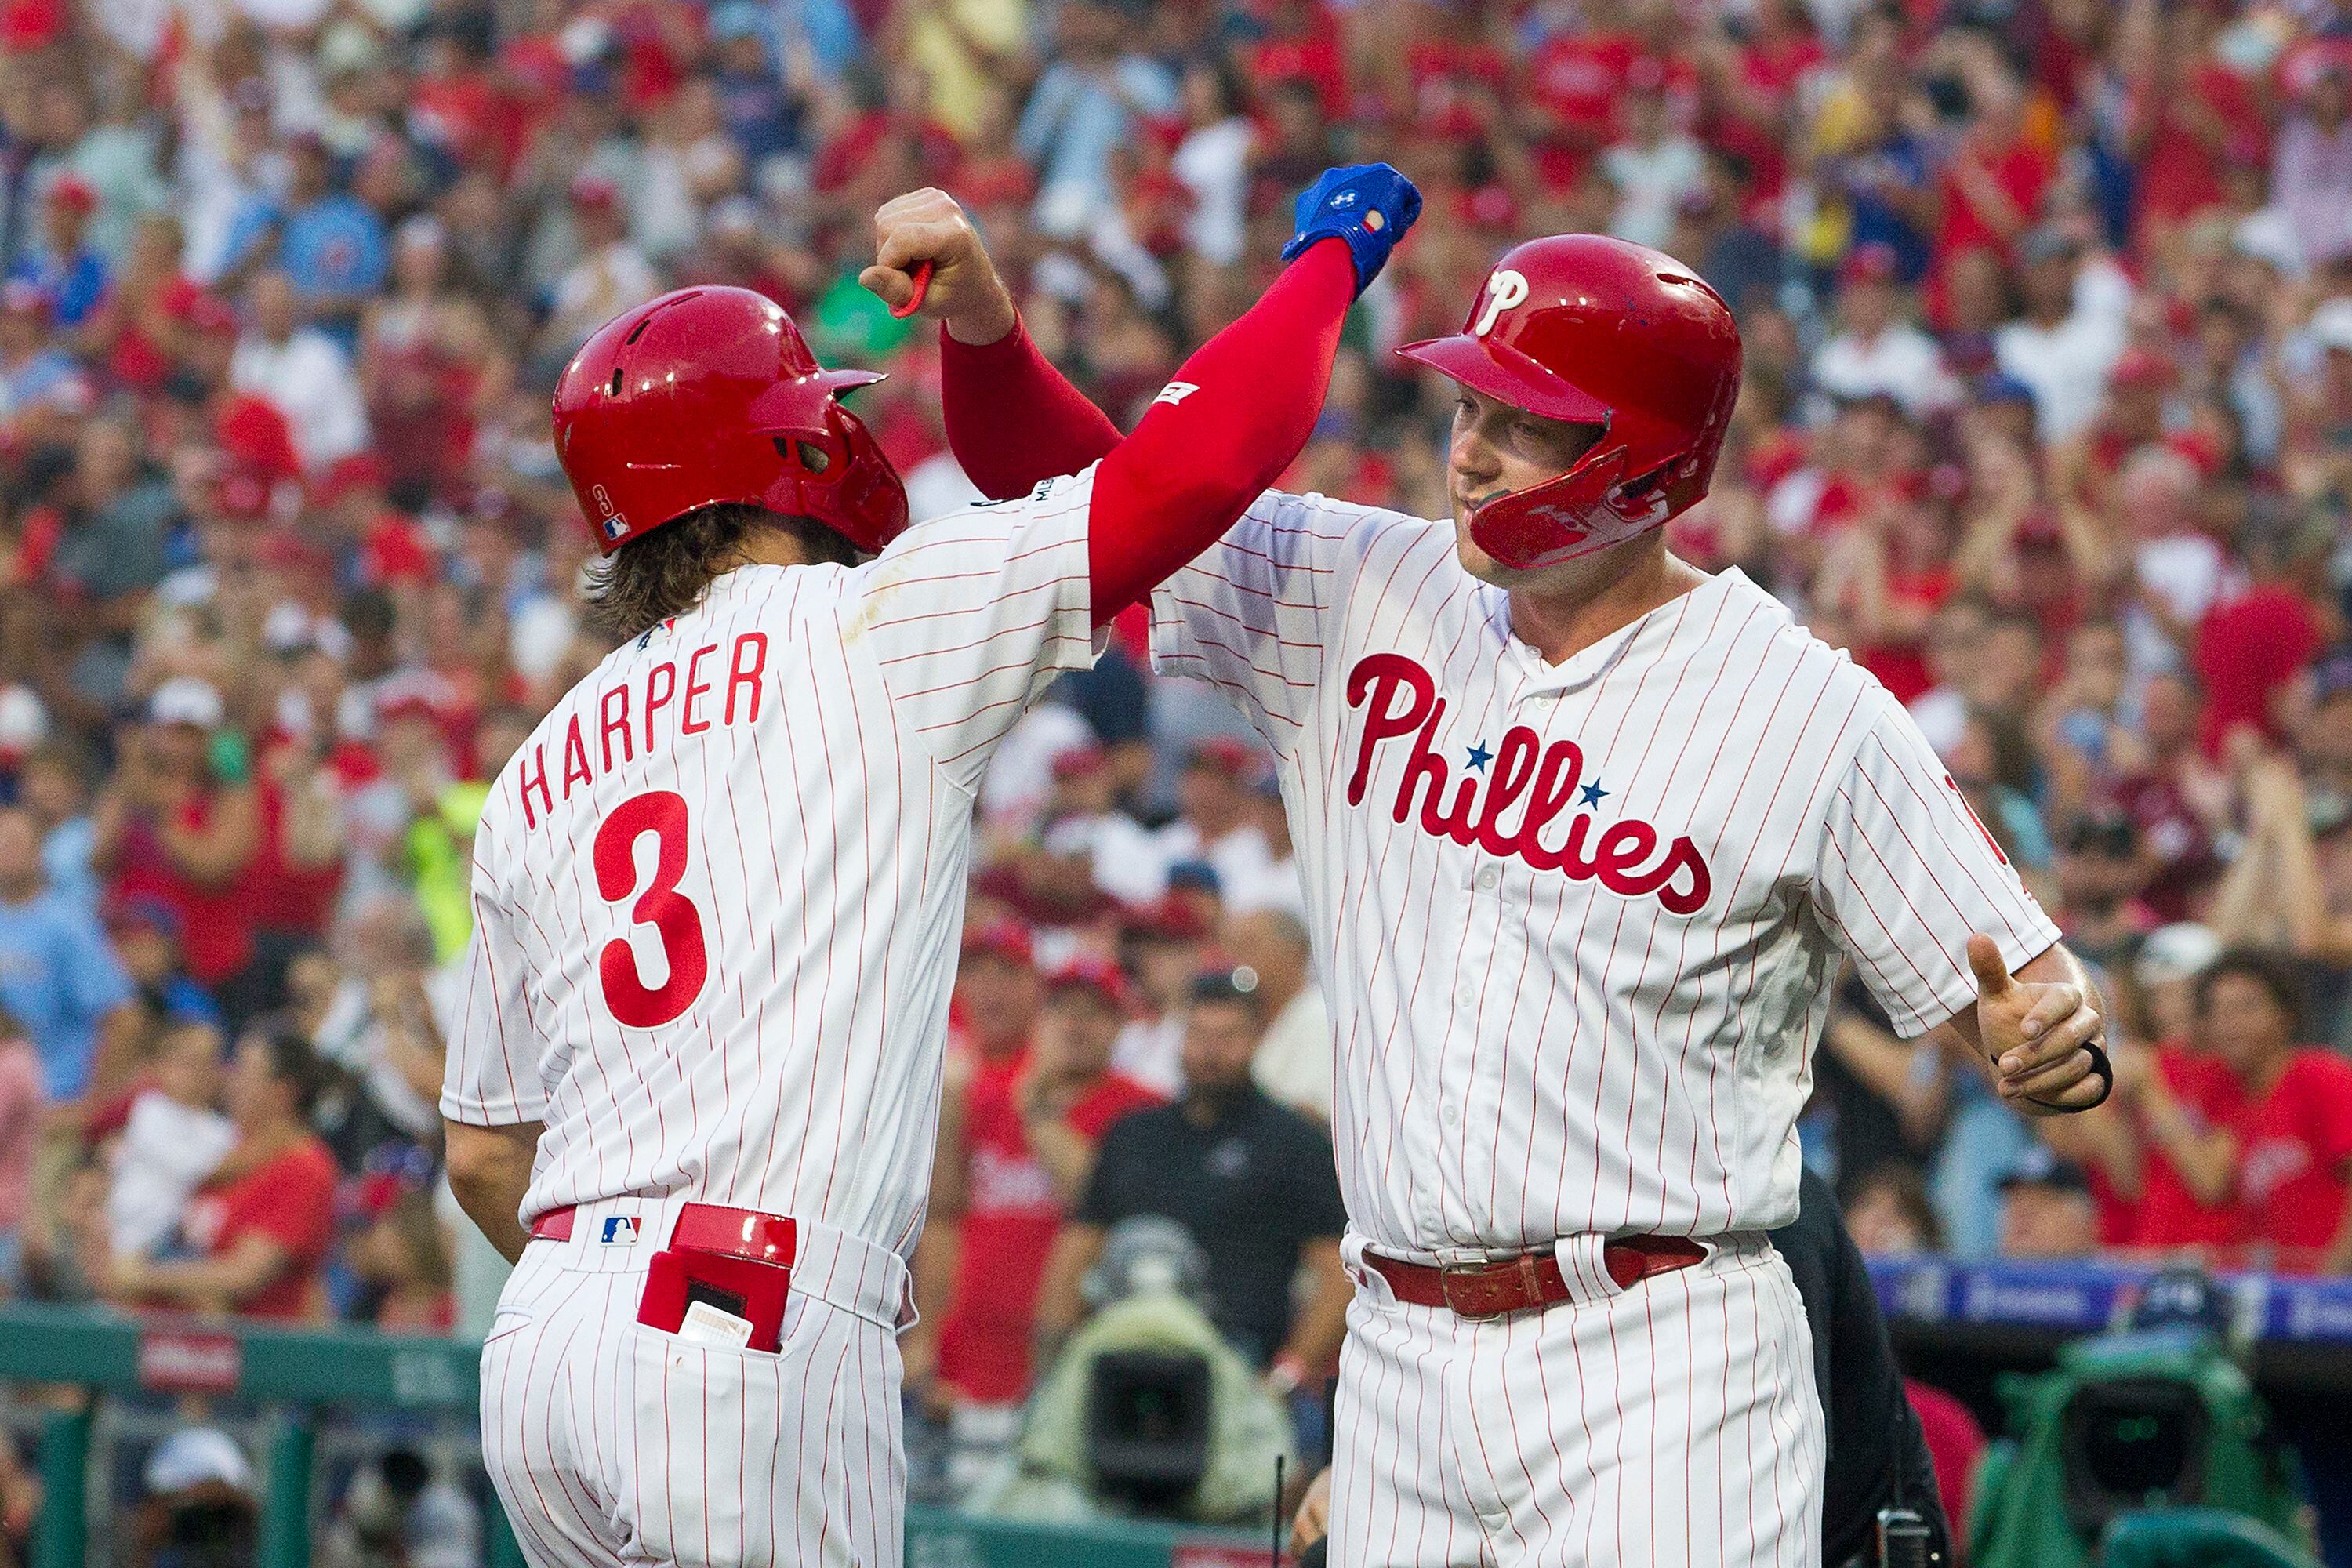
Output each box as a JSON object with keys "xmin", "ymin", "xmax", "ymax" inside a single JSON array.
[{"xmin": 1344, "ymin": 653, "xmax": 1712, "ymax": 914}]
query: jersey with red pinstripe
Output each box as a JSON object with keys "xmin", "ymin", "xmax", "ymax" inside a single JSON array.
[
  {"xmin": 443, "ymin": 472, "xmax": 1097, "ymax": 1568},
  {"xmin": 445, "ymin": 467, "xmax": 1099, "ymax": 1246},
  {"xmin": 1152, "ymin": 495, "xmax": 2055, "ymax": 1568}
]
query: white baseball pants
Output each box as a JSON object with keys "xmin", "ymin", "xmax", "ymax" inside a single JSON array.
[
  {"xmin": 1327, "ymin": 1230, "xmax": 1824, "ymax": 1568},
  {"xmin": 478, "ymin": 1196, "xmax": 910, "ymax": 1568}
]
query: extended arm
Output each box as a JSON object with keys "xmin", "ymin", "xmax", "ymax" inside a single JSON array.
[
  {"xmin": 943, "ymin": 321, "xmax": 1123, "ymax": 503},
  {"xmin": 1075, "ymin": 241, "xmax": 1352, "ymax": 618},
  {"xmin": 865, "ymin": 170, "xmax": 1417, "ymax": 623},
  {"xmin": 113, "ymin": 1232, "xmax": 291, "ymax": 1314}
]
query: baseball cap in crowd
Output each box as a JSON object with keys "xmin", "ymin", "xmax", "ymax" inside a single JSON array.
[
  {"xmin": 2312, "ymin": 646, "xmax": 2352, "ymax": 705},
  {"xmin": 1976, "ymin": 372, "xmax": 2037, "ymax": 411},
  {"xmin": 44, "ymin": 172, "xmax": 95, "ymax": 215},
  {"xmin": 706, "ymin": 194, "xmax": 761, "ymax": 240},
  {"xmin": 569, "ymin": 172, "xmax": 621, "ymax": 212},
  {"xmin": 0, "ymin": 684, "xmax": 47, "ymax": 763},
  {"xmin": 0, "ymin": 279, "xmax": 51, "ymax": 321},
  {"xmin": 1123, "ymin": 895, "xmax": 1208, "ymax": 944},
  {"xmin": 2308, "ymin": 296, "xmax": 2352, "ymax": 354},
  {"xmin": 317, "ymin": 19, "xmax": 384, "ymax": 77},
  {"xmin": 2136, "ymin": 922, "xmax": 2222, "ymax": 989},
  {"xmin": 180, "ymin": 290, "xmax": 239, "ymax": 339},
  {"xmin": 1187, "ymin": 968, "xmax": 1261, "ymax": 1008},
  {"xmin": 2108, "ymin": 347, "xmax": 2179, "ymax": 393},
  {"xmin": 1997, "ymin": 1145, "xmax": 2092, "ymax": 1196},
  {"xmin": 1164, "ymin": 859, "xmax": 1221, "ymax": 897},
  {"xmin": 960, "ymin": 919, "xmax": 1034, "ymax": 969},
  {"xmin": 143, "ymin": 1428, "xmax": 255, "ymax": 1497},
  {"xmin": 1838, "ymin": 242, "xmax": 1900, "ymax": 288},
  {"xmin": 1051, "ymin": 744, "xmax": 1108, "ymax": 782},
  {"xmin": 263, "ymin": 602, "xmax": 321, "ymax": 656},
  {"xmin": 315, "ymin": 451, "xmax": 389, "ymax": 508},
  {"xmin": 1184, "ymin": 735, "xmax": 1260, "ymax": 779},
  {"xmin": 1046, "ymin": 955, "xmax": 1132, "ymax": 1011},
  {"xmin": 2062, "ymin": 808, "xmax": 2138, "ymax": 858},
  {"xmin": 104, "ymin": 895, "xmax": 186, "ymax": 949},
  {"xmin": 0, "ymin": 0, "xmax": 64, "ymax": 53},
  {"xmin": 147, "ymin": 676, "xmax": 225, "ymax": 730}
]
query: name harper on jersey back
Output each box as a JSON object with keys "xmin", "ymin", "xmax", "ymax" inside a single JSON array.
[
  {"xmin": 513, "ymin": 630, "xmax": 771, "ymax": 830},
  {"xmin": 1344, "ymin": 651, "xmax": 1712, "ymax": 914}
]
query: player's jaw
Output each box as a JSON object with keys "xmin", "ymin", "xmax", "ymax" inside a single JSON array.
[{"xmin": 1445, "ymin": 388, "xmax": 1604, "ymax": 591}]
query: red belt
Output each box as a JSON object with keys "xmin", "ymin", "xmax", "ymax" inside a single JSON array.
[
  {"xmin": 528, "ymin": 1202, "xmax": 797, "ymax": 1265},
  {"xmin": 1367, "ymin": 1236, "xmax": 1708, "ymax": 1320}
]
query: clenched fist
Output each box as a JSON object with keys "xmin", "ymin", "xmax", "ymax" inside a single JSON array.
[{"xmin": 858, "ymin": 188, "xmax": 1018, "ymax": 347}]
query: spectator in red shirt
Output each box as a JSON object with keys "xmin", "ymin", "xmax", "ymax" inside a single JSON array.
[
  {"xmin": 909, "ymin": 956, "xmax": 1162, "ymax": 1416},
  {"xmin": 2053, "ymin": 924, "xmax": 2241, "ymax": 1254},
  {"xmin": 1936, "ymin": 63, "xmax": 2056, "ymax": 270},
  {"xmin": 2191, "ymin": 517, "xmax": 2329, "ymax": 759},
  {"xmin": 2193, "ymin": 949, "xmax": 2352, "ymax": 1272},
  {"xmin": 107, "ymin": 1029, "xmax": 338, "ymax": 1319},
  {"xmin": 91, "ymin": 678, "xmax": 263, "ymax": 1022},
  {"xmin": 946, "ymin": 920, "xmax": 1040, "ymax": 1069}
]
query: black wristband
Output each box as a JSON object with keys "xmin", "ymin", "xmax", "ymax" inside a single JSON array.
[{"xmin": 2027, "ymin": 1040, "xmax": 2112, "ymax": 1111}]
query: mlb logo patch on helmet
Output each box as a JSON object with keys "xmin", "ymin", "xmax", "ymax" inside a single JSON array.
[{"xmin": 601, "ymin": 515, "xmax": 630, "ymax": 543}]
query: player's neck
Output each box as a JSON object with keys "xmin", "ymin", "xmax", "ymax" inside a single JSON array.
[
  {"xmin": 1505, "ymin": 540, "xmax": 1709, "ymax": 668},
  {"xmin": 731, "ymin": 529, "xmax": 821, "ymax": 571}
]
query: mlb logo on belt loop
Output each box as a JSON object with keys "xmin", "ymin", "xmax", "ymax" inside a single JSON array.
[{"xmin": 601, "ymin": 1215, "xmax": 640, "ymax": 1247}]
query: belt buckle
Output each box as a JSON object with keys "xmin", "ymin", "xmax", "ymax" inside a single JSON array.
[{"xmin": 1439, "ymin": 1259, "xmax": 1509, "ymax": 1320}]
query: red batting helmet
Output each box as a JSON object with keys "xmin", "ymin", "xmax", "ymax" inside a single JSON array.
[
  {"xmin": 553, "ymin": 286, "xmax": 909, "ymax": 556},
  {"xmin": 1396, "ymin": 234, "xmax": 1740, "ymax": 572}
]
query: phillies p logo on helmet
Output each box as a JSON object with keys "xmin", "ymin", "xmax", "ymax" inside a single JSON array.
[{"xmin": 1474, "ymin": 270, "xmax": 1530, "ymax": 338}]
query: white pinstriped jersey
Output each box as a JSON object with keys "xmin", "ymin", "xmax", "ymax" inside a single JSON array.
[
  {"xmin": 442, "ymin": 469, "xmax": 1100, "ymax": 1258},
  {"xmin": 1152, "ymin": 498, "xmax": 2058, "ymax": 1254}
]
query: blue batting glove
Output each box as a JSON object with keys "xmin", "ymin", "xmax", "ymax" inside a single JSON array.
[{"xmin": 1279, "ymin": 163, "xmax": 1422, "ymax": 297}]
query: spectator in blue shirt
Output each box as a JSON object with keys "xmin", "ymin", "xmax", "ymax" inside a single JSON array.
[
  {"xmin": 1016, "ymin": 1, "xmax": 1180, "ymax": 236},
  {"xmin": 103, "ymin": 895, "xmax": 223, "ymax": 1040},
  {"xmin": 713, "ymin": 0, "xmax": 863, "ymax": 85},
  {"xmin": 0, "ymin": 808, "xmax": 135, "ymax": 1106},
  {"xmin": 274, "ymin": 136, "xmax": 389, "ymax": 343},
  {"xmin": 711, "ymin": 4, "xmax": 809, "ymax": 165},
  {"xmin": 1824, "ymin": 11, "xmax": 1936, "ymax": 285},
  {"xmin": 20, "ymin": 744, "xmax": 100, "ymax": 916},
  {"xmin": 7, "ymin": 175, "xmax": 111, "ymax": 328},
  {"xmin": 0, "ymin": 283, "xmax": 81, "ymax": 423}
]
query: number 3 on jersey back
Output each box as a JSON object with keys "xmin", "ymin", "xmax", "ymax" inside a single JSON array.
[{"xmin": 593, "ymin": 789, "xmax": 710, "ymax": 1028}]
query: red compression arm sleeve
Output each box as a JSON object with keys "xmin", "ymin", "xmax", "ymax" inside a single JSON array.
[
  {"xmin": 941, "ymin": 321, "xmax": 1123, "ymax": 502},
  {"xmin": 1083, "ymin": 240, "xmax": 1353, "ymax": 622}
]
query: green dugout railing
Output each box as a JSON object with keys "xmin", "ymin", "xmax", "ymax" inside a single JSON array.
[
  {"xmin": 0, "ymin": 1302, "xmax": 1267, "ymax": 1568},
  {"xmin": 0, "ymin": 1301, "xmax": 521, "ymax": 1568}
]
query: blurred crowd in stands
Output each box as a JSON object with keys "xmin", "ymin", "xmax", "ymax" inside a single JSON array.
[{"xmin": 0, "ymin": 0, "xmax": 2341, "ymax": 1467}]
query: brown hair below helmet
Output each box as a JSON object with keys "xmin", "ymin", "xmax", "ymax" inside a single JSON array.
[{"xmin": 583, "ymin": 503, "xmax": 858, "ymax": 641}]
